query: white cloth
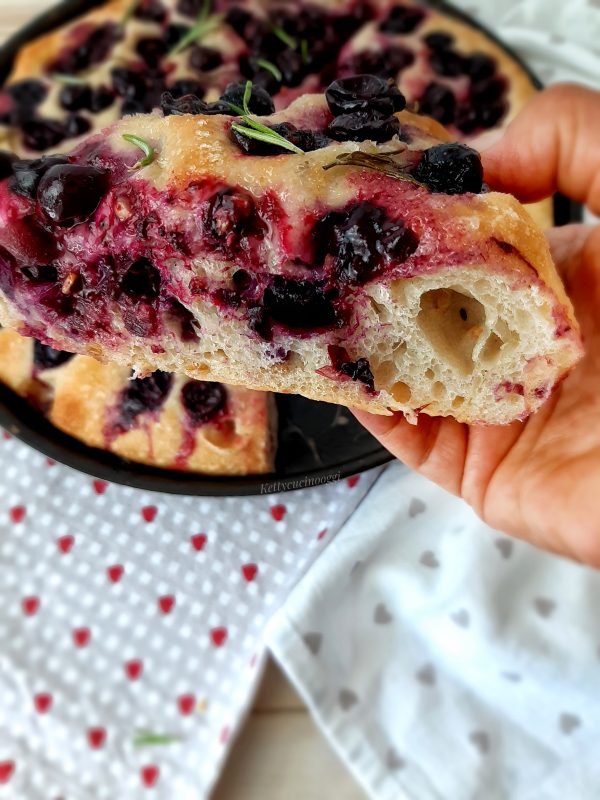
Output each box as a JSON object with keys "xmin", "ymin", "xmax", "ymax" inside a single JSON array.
[
  {"xmin": 267, "ymin": 3, "xmax": 600, "ymax": 799},
  {"xmin": 0, "ymin": 429, "xmax": 381, "ymax": 799}
]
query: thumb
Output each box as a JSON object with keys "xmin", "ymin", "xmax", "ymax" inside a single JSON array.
[{"xmin": 482, "ymin": 83, "xmax": 600, "ymax": 214}]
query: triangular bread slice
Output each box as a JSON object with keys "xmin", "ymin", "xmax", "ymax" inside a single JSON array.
[{"xmin": 0, "ymin": 89, "xmax": 582, "ymax": 424}]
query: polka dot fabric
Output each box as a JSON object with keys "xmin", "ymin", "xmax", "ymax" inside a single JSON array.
[{"xmin": 0, "ymin": 431, "xmax": 380, "ymax": 798}]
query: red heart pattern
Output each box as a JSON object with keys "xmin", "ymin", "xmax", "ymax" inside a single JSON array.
[
  {"xmin": 158, "ymin": 595, "xmax": 175, "ymax": 614},
  {"xmin": 34, "ymin": 693, "xmax": 53, "ymax": 713},
  {"xmin": 346, "ymin": 475, "xmax": 360, "ymax": 488},
  {"xmin": 242, "ymin": 564, "xmax": 258, "ymax": 582},
  {"xmin": 87, "ymin": 727, "xmax": 106, "ymax": 749},
  {"xmin": 142, "ymin": 506, "xmax": 158, "ymax": 523},
  {"xmin": 57, "ymin": 535, "xmax": 74, "ymax": 554},
  {"xmin": 22, "ymin": 596, "xmax": 40, "ymax": 616},
  {"xmin": 10, "ymin": 505, "xmax": 26, "ymax": 523},
  {"xmin": 210, "ymin": 627, "xmax": 228, "ymax": 647},
  {"xmin": 141, "ymin": 765, "xmax": 159, "ymax": 788},
  {"xmin": 73, "ymin": 628, "xmax": 91, "ymax": 648},
  {"xmin": 191, "ymin": 533, "xmax": 207, "ymax": 551},
  {"xmin": 177, "ymin": 694, "xmax": 195, "ymax": 715},
  {"xmin": 125, "ymin": 659, "xmax": 143, "ymax": 680},
  {"xmin": 270, "ymin": 504, "xmax": 286, "ymax": 521},
  {"xmin": 0, "ymin": 761, "xmax": 14, "ymax": 783},
  {"xmin": 0, "ymin": 428, "xmax": 373, "ymax": 796},
  {"xmin": 107, "ymin": 565, "xmax": 124, "ymax": 583}
]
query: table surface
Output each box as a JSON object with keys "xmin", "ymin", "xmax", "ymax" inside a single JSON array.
[{"xmin": 0, "ymin": 4, "xmax": 367, "ymax": 797}]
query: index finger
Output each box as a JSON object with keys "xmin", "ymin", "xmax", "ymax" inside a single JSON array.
[{"xmin": 482, "ymin": 83, "xmax": 600, "ymax": 215}]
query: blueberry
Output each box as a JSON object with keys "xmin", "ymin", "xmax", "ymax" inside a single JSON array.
[
  {"xmin": 37, "ymin": 164, "xmax": 109, "ymax": 226},
  {"xmin": 247, "ymin": 304, "xmax": 270, "ymax": 339},
  {"xmin": 418, "ymin": 82, "xmax": 456, "ymax": 125},
  {"xmin": 478, "ymin": 101, "xmax": 507, "ymax": 129},
  {"xmin": 327, "ymin": 110, "xmax": 401, "ymax": 143},
  {"xmin": 424, "ymin": 32, "xmax": 454, "ymax": 50},
  {"xmin": 21, "ymin": 119, "xmax": 66, "ymax": 152},
  {"xmin": 464, "ymin": 53, "xmax": 496, "ymax": 82},
  {"xmin": 314, "ymin": 202, "xmax": 418, "ymax": 285},
  {"xmin": 0, "ymin": 150, "xmax": 17, "ymax": 181},
  {"xmin": 167, "ymin": 299, "xmax": 198, "ymax": 341},
  {"xmin": 287, "ymin": 128, "xmax": 331, "ymax": 152},
  {"xmin": 239, "ymin": 55, "xmax": 281, "ymax": 94},
  {"xmin": 163, "ymin": 23, "xmax": 191, "ymax": 50},
  {"xmin": 59, "ymin": 84, "xmax": 92, "ymax": 111},
  {"xmin": 136, "ymin": 37, "xmax": 168, "ymax": 67},
  {"xmin": 111, "ymin": 67, "xmax": 145, "ymax": 99},
  {"xmin": 471, "ymin": 76, "xmax": 506, "ymax": 105},
  {"xmin": 382, "ymin": 45, "xmax": 415, "ymax": 74},
  {"xmin": 21, "ymin": 264, "xmax": 58, "ymax": 283},
  {"xmin": 160, "ymin": 91, "xmax": 209, "ymax": 116},
  {"xmin": 33, "ymin": 341, "xmax": 75, "ymax": 370},
  {"xmin": 413, "ymin": 143, "xmax": 483, "ymax": 194},
  {"xmin": 177, "ymin": 0, "xmax": 212, "ymax": 17},
  {"xmin": 181, "ymin": 380, "xmax": 226, "ymax": 424},
  {"xmin": 189, "ymin": 45, "xmax": 223, "ymax": 72},
  {"xmin": 430, "ymin": 48, "xmax": 465, "ymax": 77},
  {"xmin": 275, "ymin": 49, "xmax": 305, "ymax": 87},
  {"xmin": 338, "ymin": 356, "xmax": 375, "ymax": 391},
  {"xmin": 89, "ymin": 86, "xmax": 115, "ymax": 113},
  {"xmin": 64, "ymin": 114, "xmax": 91, "ymax": 139},
  {"xmin": 117, "ymin": 371, "xmax": 173, "ymax": 430},
  {"xmin": 121, "ymin": 98, "xmax": 147, "ymax": 116},
  {"xmin": 225, "ymin": 7, "xmax": 264, "ymax": 44},
  {"xmin": 220, "ymin": 82, "xmax": 275, "ymax": 115},
  {"xmin": 263, "ymin": 277, "xmax": 337, "ymax": 329},
  {"xmin": 168, "ymin": 79, "xmax": 205, "ymax": 99},
  {"xmin": 7, "ymin": 79, "xmax": 47, "ymax": 109},
  {"xmin": 134, "ymin": 0, "xmax": 167, "ymax": 23},
  {"xmin": 120, "ymin": 258, "xmax": 161, "ymax": 299},
  {"xmin": 379, "ymin": 5, "xmax": 426, "ymax": 34},
  {"xmin": 326, "ymin": 75, "xmax": 406, "ymax": 116},
  {"xmin": 205, "ymin": 188, "xmax": 263, "ymax": 250},
  {"xmin": 9, "ymin": 155, "xmax": 69, "ymax": 199},
  {"xmin": 50, "ymin": 22, "xmax": 121, "ymax": 74}
]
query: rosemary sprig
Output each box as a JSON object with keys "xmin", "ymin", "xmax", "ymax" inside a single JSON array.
[
  {"xmin": 271, "ymin": 24, "xmax": 297, "ymax": 50},
  {"xmin": 52, "ymin": 73, "xmax": 87, "ymax": 86},
  {"xmin": 133, "ymin": 731, "xmax": 182, "ymax": 747},
  {"xmin": 169, "ymin": 0, "xmax": 222, "ymax": 56},
  {"xmin": 119, "ymin": 0, "xmax": 139, "ymax": 28},
  {"xmin": 256, "ymin": 58, "xmax": 282, "ymax": 82},
  {"xmin": 323, "ymin": 150, "xmax": 425, "ymax": 186},
  {"xmin": 300, "ymin": 38, "xmax": 309, "ymax": 64},
  {"xmin": 122, "ymin": 133, "xmax": 155, "ymax": 169},
  {"xmin": 230, "ymin": 80, "xmax": 304, "ymax": 155}
]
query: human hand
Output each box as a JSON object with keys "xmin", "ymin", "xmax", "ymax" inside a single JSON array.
[{"xmin": 355, "ymin": 84, "xmax": 600, "ymax": 565}]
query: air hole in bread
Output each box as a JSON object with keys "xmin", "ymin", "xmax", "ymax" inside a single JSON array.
[
  {"xmin": 374, "ymin": 360, "xmax": 396, "ymax": 385},
  {"xmin": 480, "ymin": 332, "xmax": 504, "ymax": 364},
  {"xmin": 369, "ymin": 297, "xmax": 390, "ymax": 321},
  {"xmin": 425, "ymin": 368, "xmax": 435, "ymax": 380},
  {"xmin": 417, "ymin": 288, "xmax": 486, "ymax": 375},
  {"xmin": 432, "ymin": 381, "xmax": 445, "ymax": 399},
  {"xmin": 452, "ymin": 395, "xmax": 465, "ymax": 409},
  {"xmin": 391, "ymin": 381, "xmax": 412, "ymax": 403}
]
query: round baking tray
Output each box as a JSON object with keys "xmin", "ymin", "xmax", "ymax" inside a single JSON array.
[{"xmin": 0, "ymin": 0, "xmax": 581, "ymax": 495}]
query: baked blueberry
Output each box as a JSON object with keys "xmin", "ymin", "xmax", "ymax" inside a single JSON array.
[
  {"xmin": 419, "ymin": 82, "xmax": 456, "ymax": 125},
  {"xmin": 189, "ymin": 45, "xmax": 223, "ymax": 72},
  {"xmin": 161, "ymin": 91, "xmax": 208, "ymax": 116},
  {"xmin": 136, "ymin": 37, "xmax": 168, "ymax": 67},
  {"xmin": 163, "ymin": 24, "xmax": 191, "ymax": 50},
  {"xmin": 413, "ymin": 143, "xmax": 483, "ymax": 194},
  {"xmin": 424, "ymin": 31, "xmax": 454, "ymax": 50},
  {"xmin": 33, "ymin": 341, "xmax": 75, "ymax": 370},
  {"xmin": 325, "ymin": 75, "xmax": 406, "ymax": 116},
  {"xmin": 205, "ymin": 188, "xmax": 263, "ymax": 250},
  {"xmin": 21, "ymin": 265, "xmax": 58, "ymax": 283},
  {"xmin": 7, "ymin": 79, "xmax": 47, "ymax": 109},
  {"xmin": 430, "ymin": 47, "xmax": 465, "ymax": 77},
  {"xmin": 120, "ymin": 258, "xmax": 161, "ymax": 299},
  {"xmin": 59, "ymin": 84, "xmax": 92, "ymax": 112},
  {"xmin": 263, "ymin": 277, "xmax": 337, "ymax": 329},
  {"xmin": 134, "ymin": 0, "xmax": 167, "ymax": 23},
  {"xmin": 117, "ymin": 371, "xmax": 173, "ymax": 430},
  {"xmin": 379, "ymin": 5, "xmax": 426, "ymax": 34},
  {"xmin": 220, "ymin": 82, "xmax": 275, "ymax": 115},
  {"xmin": 50, "ymin": 22, "xmax": 121, "ymax": 74},
  {"xmin": 177, "ymin": 0, "xmax": 212, "ymax": 18},
  {"xmin": 339, "ymin": 356, "xmax": 375, "ymax": 390},
  {"xmin": 168, "ymin": 79, "xmax": 205, "ymax": 100},
  {"xmin": 181, "ymin": 379, "xmax": 226, "ymax": 424},
  {"xmin": 464, "ymin": 53, "xmax": 496, "ymax": 82},
  {"xmin": 37, "ymin": 164, "xmax": 109, "ymax": 226},
  {"xmin": 230, "ymin": 122, "xmax": 298, "ymax": 155},
  {"xmin": 21, "ymin": 119, "xmax": 66, "ymax": 152},
  {"xmin": 89, "ymin": 86, "xmax": 115, "ymax": 113},
  {"xmin": 64, "ymin": 114, "xmax": 91, "ymax": 139},
  {"xmin": 0, "ymin": 150, "xmax": 17, "ymax": 181},
  {"xmin": 9, "ymin": 155, "xmax": 69, "ymax": 199},
  {"xmin": 327, "ymin": 110, "xmax": 401, "ymax": 143}
]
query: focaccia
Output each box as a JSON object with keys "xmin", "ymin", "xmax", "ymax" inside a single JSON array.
[{"xmin": 0, "ymin": 83, "xmax": 582, "ymax": 424}]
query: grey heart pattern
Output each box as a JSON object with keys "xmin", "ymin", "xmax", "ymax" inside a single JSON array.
[
  {"xmin": 351, "ymin": 560, "xmax": 364, "ymax": 577},
  {"xmin": 338, "ymin": 689, "xmax": 359, "ymax": 711},
  {"xmin": 469, "ymin": 730, "xmax": 490, "ymax": 754},
  {"xmin": 420, "ymin": 550, "xmax": 440, "ymax": 569},
  {"xmin": 534, "ymin": 597, "xmax": 556, "ymax": 618},
  {"xmin": 416, "ymin": 664, "xmax": 436, "ymax": 686},
  {"xmin": 385, "ymin": 748, "xmax": 405, "ymax": 771},
  {"xmin": 451, "ymin": 609, "xmax": 470, "ymax": 628},
  {"xmin": 495, "ymin": 538, "xmax": 514, "ymax": 559},
  {"xmin": 374, "ymin": 603, "xmax": 393, "ymax": 625},
  {"xmin": 302, "ymin": 632, "xmax": 322, "ymax": 656},
  {"xmin": 501, "ymin": 671, "xmax": 522, "ymax": 683},
  {"xmin": 559, "ymin": 713, "xmax": 581, "ymax": 735},
  {"xmin": 409, "ymin": 498, "xmax": 426, "ymax": 518}
]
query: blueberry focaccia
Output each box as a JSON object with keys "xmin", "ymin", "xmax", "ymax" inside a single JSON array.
[
  {"xmin": 0, "ymin": 81, "xmax": 582, "ymax": 425},
  {"xmin": 0, "ymin": 0, "xmax": 534, "ymax": 158},
  {"xmin": 0, "ymin": 327, "xmax": 275, "ymax": 472}
]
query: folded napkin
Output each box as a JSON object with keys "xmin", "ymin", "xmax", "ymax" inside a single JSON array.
[{"xmin": 0, "ymin": 429, "xmax": 381, "ymax": 798}]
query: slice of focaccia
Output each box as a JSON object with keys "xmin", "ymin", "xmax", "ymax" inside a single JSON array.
[{"xmin": 0, "ymin": 79, "xmax": 582, "ymax": 424}]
